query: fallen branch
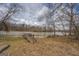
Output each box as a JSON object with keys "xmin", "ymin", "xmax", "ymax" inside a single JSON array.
[{"xmin": 0, "ymin": 44, "xmax": 10, "ymax": 53}]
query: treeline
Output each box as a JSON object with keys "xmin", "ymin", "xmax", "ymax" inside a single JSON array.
[{"xmin": 0, "ymin": 22, "xmax": 53, "ymax": 32}]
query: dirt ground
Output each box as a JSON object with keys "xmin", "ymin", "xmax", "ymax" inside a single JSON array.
[{"xmin": 0, "ymin": 36, "xmax": 79, "ymax": 56}]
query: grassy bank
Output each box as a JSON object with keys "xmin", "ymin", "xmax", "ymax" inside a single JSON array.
[{"xmin": 0, "ymin": 36, "xmax": 79, "ymax": 56}]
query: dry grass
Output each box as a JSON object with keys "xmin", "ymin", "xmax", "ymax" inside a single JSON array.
[{"xmin": 0, "ymin": 36, "xmax": 79, "ymax": 56}]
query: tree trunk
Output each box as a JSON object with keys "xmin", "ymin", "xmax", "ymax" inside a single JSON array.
[{"xmin": 69, "ymin": 4, "xmax": 73, "ymax": 36}]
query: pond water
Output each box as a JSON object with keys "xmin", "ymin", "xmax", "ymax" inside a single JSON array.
[{"xmin": 0, "ymin": 31, "xmax": 69, "ymax": 36}]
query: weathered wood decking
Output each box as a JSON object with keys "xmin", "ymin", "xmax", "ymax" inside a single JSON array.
[{"xmin": 23, "ymin": 33, "xmax": 37, "ymax": 43}]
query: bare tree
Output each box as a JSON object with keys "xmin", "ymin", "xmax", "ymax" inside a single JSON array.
[
  {"xmin": 0, "ymin": 3, "xmax": 22, "ymax": 31},
  {"xmin": 62, "ymin": 3, "xmax": 79, "ymax": 40},
  {"xmin": 51, "ymin": 4, "xmax": 63, "ymax": 36}
]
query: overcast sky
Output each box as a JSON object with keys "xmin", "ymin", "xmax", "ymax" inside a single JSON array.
[
  {"xmin": 0, "ymin": 3, "xmax": 51, "ymax": 26},
  {"xmin": 0, "ymin": 3, "xmax": 79, "ymax": 30}
]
